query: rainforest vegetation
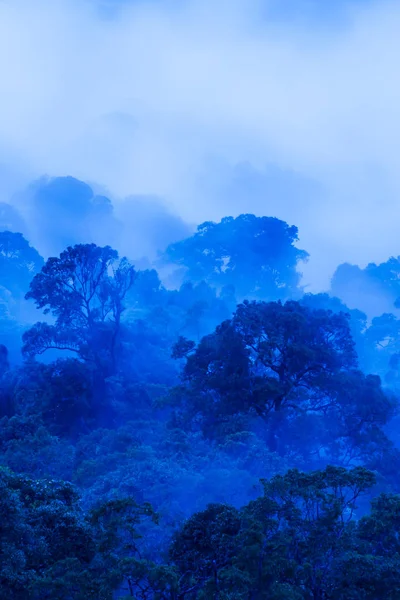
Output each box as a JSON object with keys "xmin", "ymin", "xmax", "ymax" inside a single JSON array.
[{"xmin": 2, "ymin": 177, "xmax": 400, "ymax": 598}]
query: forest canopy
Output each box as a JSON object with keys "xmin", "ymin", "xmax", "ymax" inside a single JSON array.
[{"xmin": 1, "ymin": 191, "xmax": 400, "ymax": 598}]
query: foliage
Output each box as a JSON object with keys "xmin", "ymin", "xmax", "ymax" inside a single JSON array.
[
  {"xmin": 2, "ymin": 210, "xmax": 400, "ymax": 598},
  {"xmin": 0, "ymin": 231, "xmax": 43, "ymax": 299},
  {"xmin": 23, "ymin": 244, "xmax": 135, "ymax": 373},
  {"xmin": 163, "ymin": 214, "xmax": 308, "ymax": 300}
]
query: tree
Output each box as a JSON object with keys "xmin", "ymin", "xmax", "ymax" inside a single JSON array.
[
  {"xmin": 363, "ymin": 313, "xmax": 400, "ymax": 378},
  {"xmin": 172, "ymin": 300, "xmax": 396, "ymax": 464},
  {"xmin": 0, "ymin": 467, "xmax": 161, "ymax": 600},
  {"xmin": 170, "ymin": 503, "xmax": 241, "ymax": 599},
  {"xmin": 128, "ymin": 269, "xmax": 165, "ymax": 308},
  {"xmin": 16, "ymin": 176, "xmax": 122, "ymax": 256},
  {"xmin": 331, "ymin": 257, "xmax": 400, "ymax": 317},
  {"xmin": 330, "ymin": 493, "xmax": 400, "ymax": 599},
  {"xmin": 172, "ymin": 336, "xmax": 196, "ymax": 360},
  {"xmin": 231, "ymin": 300, "xmax": 357, "ymax": 413},
  {"xmin": 163, "ymin": 214, "xmax": 308, "ymax": 300},
  {"xmin": 29, "ymin": 359, "xmax": 95, "ymax": 437},
  {"xmin": 175, "ymin": 301, "xmax": 356, "ymax": 427},
  {"xmin": 88, "ymin": 497, "xmax": 160, "ymax": 599},
  {"xmin": 238, "ymin": 466, "xmax": 376, "ymax": 600},
  {"xmin": 0, "ymin": 467, "xmax": 97, "ymax": 600},
  {"xmin": 166, "ymin": 466, "xmax": 380, "ymax": 600},
  {"xmin": 23, "ymin": 244, "xmax": 135, "ymax": 373},
  {"xmin": 301, "ymin": 293, "xmax": 368, "ymax": 368},
  {"xmin": 0, "ymin": 344, "xmax": 9, "ymax": 377},
  {"xmin": 0, "ymin": 231, "xmax": 43, "ymax": 298}
]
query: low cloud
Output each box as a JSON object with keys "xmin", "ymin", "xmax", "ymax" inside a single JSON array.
[{"xmin": 0, "ymin": 0, "xmax": 398, "ymax": 288}]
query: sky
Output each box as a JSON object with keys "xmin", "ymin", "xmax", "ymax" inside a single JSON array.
[{"xmin": 0, "ymin": 0, "xmax": 398, "ymax": 289}]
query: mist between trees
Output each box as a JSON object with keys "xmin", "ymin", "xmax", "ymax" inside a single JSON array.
[{"xmin": 2, "ymin": 181, "xmax": 400, "ymax": 598}]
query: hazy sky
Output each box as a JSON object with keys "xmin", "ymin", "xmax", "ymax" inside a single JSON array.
[{"xmin": 0, "ymin": 0, "xmax": 398, "ymax": 289}]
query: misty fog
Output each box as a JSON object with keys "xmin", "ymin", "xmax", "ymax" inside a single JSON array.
[
  {"xmin": 0, "ymin": 0, "xmax": 400, "ymax": 289},
  {"xmin": 1, "ymin": 1, "xmax": 400, "ymax": 599}
]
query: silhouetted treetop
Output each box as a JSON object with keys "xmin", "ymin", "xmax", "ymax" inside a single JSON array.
[
  {"xmin": 163, "ymin": 214, "xmax": 308, "ymax": 300},
  {"xmin": 0, "ymin": 231, "xmax": 44, "ymax": 297},
  {"xmin": 179, "ymin": 299, "xmax": 357, "ymax": 419},
  {"xmin": 23, "ymin": 244, "xmax": 135, "ymax": 370}
]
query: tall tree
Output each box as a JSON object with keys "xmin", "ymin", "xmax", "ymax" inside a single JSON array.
[
  {"xmin": 172, "ymin": 300, "xmax": 395, "ymax": 463},
  {"xmin": 23, "ymin": 244, "xmax": 135, "ymax": 373},
  {"xmin": 163, "ymin": 214, "xmax": 308, "ymax": 300},
  {"xmin": 175, "ymin": 300, "xmax": 356, "ymax": 421}
]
